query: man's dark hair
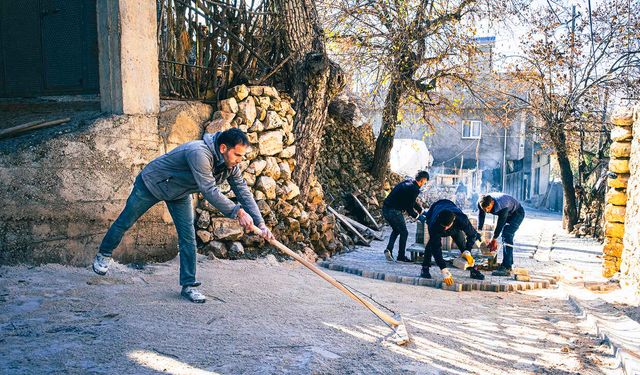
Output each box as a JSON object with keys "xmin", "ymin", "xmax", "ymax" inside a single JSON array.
[
  {"xmin": 480, "ymin": 195, "xmax": 494, "ymax": 209},
  {"xmin": 436, "ymin": 210, "xmax": 456, "ymax": 227},
  {"xmin": 217, "ymin": 128, "xmax": 249, "ymax": 148},
  {"xmin": 415, "ymin": 170, "xmax": 430, "ymax": 182}
]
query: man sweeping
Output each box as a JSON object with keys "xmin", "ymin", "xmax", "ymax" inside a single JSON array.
[
  {"xmin": 419, "ymin": 199, "xmax": 485, "ymax": 284},
  {"xmin": 477, "ymin": 192, "xmax": 525, "ymax": 276},
  {"xmin": 92, "ymin": 128, "xmax": 273, "ymax": 303},
  {"xmin": 382, "ymin": 171, "xmax": 429, "ymax": 262}
]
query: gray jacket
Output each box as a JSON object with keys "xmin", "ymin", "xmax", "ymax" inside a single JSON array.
[{"xmin": 140, "ymin": 132, "xmax": 264, "ymax": 225}]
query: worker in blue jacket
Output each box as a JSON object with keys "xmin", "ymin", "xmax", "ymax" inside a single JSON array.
[
  {"xmin": 419, "ymin": 199, "xmax": 485, "ymax": 284},
  {"xmin": 478, "ymin": 193, "xmax": 525, "ymax": 276}
]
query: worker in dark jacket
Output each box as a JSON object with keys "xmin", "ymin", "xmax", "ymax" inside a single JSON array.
[
  {"xmin": 420, "ymin": 199, "xmax": 485, "ymax": 283},
  {"xmin": 92, "ymin": 128, "xmax": 274, "ymax": 303},
  {"xmin": 382, "ymin": 171, "xmax": 429, "ymax": 262},
  {"xmin": 478, "ymin": 193, "xmax": 525, "ymax": 276}
]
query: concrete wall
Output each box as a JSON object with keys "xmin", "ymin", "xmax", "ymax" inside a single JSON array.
[
  {"xmin": 620, "ymin": 105, "xmax": 640, "ymax": 293},
  {"xmin": 0, "ymin": 101, "xmax": 212, "ymax": 266},
  {"xmin": 97, "ymin": 0, "xmax": 159, "ymax": 114}
]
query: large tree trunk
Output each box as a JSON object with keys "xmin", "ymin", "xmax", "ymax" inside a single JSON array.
[
  {"xmin": 552, "ymin": 131, "xmax": 579, "ymax": 231},
  {"xmin": 371, "ymin": 78, "xmax": 404, "ymax": 180},
  {"xmin": 273, "ymin": 0, "xmax": 344, "ymax": 200}
]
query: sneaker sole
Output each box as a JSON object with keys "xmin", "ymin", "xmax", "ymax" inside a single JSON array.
[
  {"xmin": 181, "ymin": 292, "xmax": 206, "ymax": 303},
  {"xmin": 384, "ymin": 253, "xmax": 393, "ymax": 262},
  {"xmin": 92, "ymin": 265, "xmax": 107, "ymax": 276}
]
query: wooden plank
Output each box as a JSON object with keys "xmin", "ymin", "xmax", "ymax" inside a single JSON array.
[
  {"xmin": 350, "ymin": 193, "xmax": 380, "ymax": 230},
  {"xmin": 0, "ymin": 117, "xmax": 71, "ymax": 140},
  {"xmin": 337, "ymin": 212, "xmax": 384, "ymax": 240},
  {"xmin": 327, "ymin": 206, "xmax": 370, "ymax": 245}
]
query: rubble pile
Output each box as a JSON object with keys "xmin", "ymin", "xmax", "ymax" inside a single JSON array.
[
  {"xmin": 316, "ymin": 97, "xmax": 402, "ymax": 226},
  {"xmin": 195, "ymin": 85, "xmax": 343, "ymax": 260}
]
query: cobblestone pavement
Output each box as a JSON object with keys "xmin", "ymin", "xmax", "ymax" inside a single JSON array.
[{"xmin": 322, "ymin": 206, "xmax": 603, "ymax": 293}]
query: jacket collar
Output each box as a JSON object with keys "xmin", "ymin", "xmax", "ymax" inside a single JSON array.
[{"xmin": 203, "ymin": 132, "xmax": 226, "ymax": 169}]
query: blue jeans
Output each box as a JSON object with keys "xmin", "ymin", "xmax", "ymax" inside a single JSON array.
[
  {"xmin": 383, "ymin": 207, "xmax": 408, "ymax": 259},
  {"xmin": 501, "ymin": 207, "xmax": 525, "ymax": 269},
  {"xmin": 99, "ymin": 175, "xmax": 198, "ymax": 286}
]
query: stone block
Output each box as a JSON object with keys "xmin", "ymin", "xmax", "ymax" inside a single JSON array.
[
  {"xmin": 603, "ymin": 236, "xmax": 624, "ymax": 257},
  {"xmin": 228, "ymin": 85, "xmax": 249, "ymax": 101},
  {"xmin": 611, "ymin": 107, "xmax": 634, "ymax": 126},
  {"xmin": 256, "ymin": 176, "xmax": 277, "ymax": 200},
  {"xmin": 228, "ymin": 242, "xmax": 244, "ymax": 259},
  {"xmin": 611, "ymin": 141, "xmax": 632, "ymax": 158},
  {"xmin": 249, "ymin": 86, "xmax": 265, "ymax": 96},
  {"xmin": 279, "ymin": 145, "xmax": 296, "ymax": 159},
  {"xmin": 218, "ymin": 98, "xmax": 238, "ymax": 113},
  {"xmin": 264, "ymin": 111, "xmax": 287, "ymax": 130},
  {"xmin": 602, "ymin": 255, "xmax": 621, "ymax": 278},
  {"xmin": 611, "ymin": 126, "xmax": 633, "ymax": 141},
  {"xmin": 210, "ymin": 218, "xmax": 243, "ymax": 241},
  {"xmin": 206, "ymin": 241, "xmax": 227, "ymax": 259},
  {"xmin": 384, "ymin": 274, "xmax": 399, "ymax": 283},
  {"xmin": 604, "ymin": 223, "xmax": 624, "ymax": 238},
  {"xmin": 606, "ymin": 188, "xmax": 627, "ymax": 206},
  {"xmin": 609, "ymin": 158, "xmax": 630, "ymax": 174},
  {"xmin": 604, "ymin": 204, "xmax": 626, "ymax": 223},
  {"xmin": 258, "ymin": 130, "xmax": 284, "ymax": 156},
  {"xmin": 237, "ymin": 96, "xmax": 257, "ymax": 126},
  {"xmin": 512, "ymin": 267, "xmax": 529, "ymax": 276},
  {"xmin": 262, "ymin": 86, "xmax": 280, "ymax": 99},
  {"xmin": 608, "ymin": 173, "xmax": 630, "ymax": 189}
]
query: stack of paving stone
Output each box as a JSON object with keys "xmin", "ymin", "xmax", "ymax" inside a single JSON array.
[
  {"xmin": 602, "ymin": 108, "xmax": 633, "ymax": 277},
  {"xmin": 317, "ymin": 261, "xmax": 559, "ymax": 293}
]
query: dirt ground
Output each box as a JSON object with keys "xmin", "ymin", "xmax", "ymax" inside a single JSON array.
[{"xmin": 0, "ymin": 254, "xmax": 621, "ymax": 374}]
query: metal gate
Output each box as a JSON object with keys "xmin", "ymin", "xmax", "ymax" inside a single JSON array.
[{"xmin": 0, "ymin": 0, "xmax": 99, "ymax": 97}]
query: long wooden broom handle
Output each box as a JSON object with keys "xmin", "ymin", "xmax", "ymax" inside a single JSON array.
[{"xmin": 251, "ymin": 225, "xmax": 400, "ymax": 327}]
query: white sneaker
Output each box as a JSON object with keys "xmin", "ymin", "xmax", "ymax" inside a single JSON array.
[
  {"xmin": 92, "ymin": 253, "xmax": 111, "ymax": 275},
  {"xmin": 181, "ymin": 286, "xmax": 206, "ymax": 303}
]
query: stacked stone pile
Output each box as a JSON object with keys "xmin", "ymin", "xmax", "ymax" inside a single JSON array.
[
  {"xmin": 195, "ymin": 85, "xmax": 342, "ymax": 260},
  {"xmin": 316, "ymin": 97, "xmax": 402, "ymax": 225},
  {"xmin": 620, "ymin": 105, "xmax": 640, "ymax": 292},
  {"xmin": 602, "ymin": 108, "xmax": 633, "ymax": 277}
]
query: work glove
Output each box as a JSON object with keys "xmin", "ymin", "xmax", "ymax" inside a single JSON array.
[
  {"xmin": 488, "ymin": 238, "xmax": 498, "ymax": 252},
  {"xmin": 441, "ymin": 268, "xmax": 454, "ymax": 286},
  {"xmin": 416, "ymin": 212, "xmax": 427, "ymax": 224},
  {"xmin": 461, "ymin": 250, "xmax": 475, "ymax": 268},
  {"xmin": 258, "ymin": 223, "xmax": 275, "ymax": 241}
]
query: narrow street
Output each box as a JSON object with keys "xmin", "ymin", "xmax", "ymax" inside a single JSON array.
[{"xmin": 0, "ymin": 208, "xmax": 633, "ymax": 374}]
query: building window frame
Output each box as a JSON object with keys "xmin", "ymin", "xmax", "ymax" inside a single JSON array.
[{"xmin": 462, "ymin": 120, "xmax": 482, "ymax": 139}]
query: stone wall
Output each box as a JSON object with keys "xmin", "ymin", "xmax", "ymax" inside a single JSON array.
[
  {"xmin": 603, "ymin": 107, "xmax": 633, "ymax": 277},
  {"xmin": 0, "ymin": 101, "xmax": 212, "ymax": 266},
  {"xmin": 620, "ymin": 105, "xmax": 640, "ymax": 293},
  {"xmin": 194, "ymin": 85, "xmax": 342, "ymax": 260},
  {"xmin": 316, "ymin": 96, "xmax": 402, "ymax": 224}
]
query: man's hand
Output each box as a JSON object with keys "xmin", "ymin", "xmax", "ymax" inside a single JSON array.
[
  {"xmin": 237, "ymin": 208, "xmax": 254, "ymax": 231},
  {"xmin": 488, "ymin": 238, "xmax": 498, "ymax": 252},
  {"xmin": 258, "ymin": 223, "xmax": 274, "ymax": 241},
  {"xmin": 416, "ymin": 212, "xmax": 427, "ymax": 224},
  {"xmin": 441, "ymin": 268, "xmax": 454, "ymax": 286}
]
